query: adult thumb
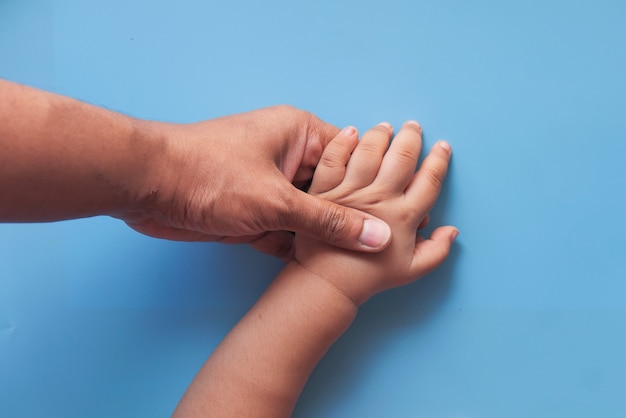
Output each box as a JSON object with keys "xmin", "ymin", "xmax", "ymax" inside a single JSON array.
[{"xmin": 283, "ymin": 191, "xmax": 391, "ymax": 252}]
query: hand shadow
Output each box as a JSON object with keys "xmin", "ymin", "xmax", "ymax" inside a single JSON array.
[{"xmin": 293, "ymin": 157, "xmax": 461, "ymax": 417}]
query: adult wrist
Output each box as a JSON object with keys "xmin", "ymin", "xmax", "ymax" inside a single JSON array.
[{"xmin": 112, "ymin": 118, "xmax": 173, "ymax": 219}]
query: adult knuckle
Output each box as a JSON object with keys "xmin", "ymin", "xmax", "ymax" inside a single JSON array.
[
  {"xmin": 273, "ymin": 104, "xmax": 299, "ymax": 114},
  {"xmin": 270, "ymin": 105, "xmax": 303, "ymax": 128},
  {"xmin": 274, "ymin": 104, "xmax": 311, "ymax": 124},
  {"xmin": 320, "ymin": 205, "xmax": 350, "ymax": 241},
  {"xmin": 302, "ymin": 109, "xmax": 325, "ymax": 137}
]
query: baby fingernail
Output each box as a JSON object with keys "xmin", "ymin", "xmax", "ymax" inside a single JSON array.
[
  {"xmin": 450, "ymin": 229, "xmax": 459, "ymax": 242},
  {"xmin": 438, "ymin": 141, "xmax": 451, "ymax": 152},
  {"xmin": 406, "ymin": 120, "xmax": 421, "ymax": 130},
  {"xmin": 377, "ymin": 121, "xmax": 393, "ymax": 131},
  {"xmin": 341, "ymin": 126, "xmax": 356, "ymax": 137},
  {"xmin": 359, "ymin": 219, "xmax": 391, "ymax": 249}
]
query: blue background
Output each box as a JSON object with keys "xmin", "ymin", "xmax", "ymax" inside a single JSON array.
[{"xmin": 2, "ymin": 0, "xmax": 626, "ymax": 416}]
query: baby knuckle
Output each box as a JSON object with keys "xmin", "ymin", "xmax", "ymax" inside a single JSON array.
[
  {"xmin": 358, "ymin": 141, "xmax": 383, "ymax": 156},
  {"xmin": 319, "ymin": 148, "xmax": 342, "ymax": 168},
  {"xmin": 423, "ymin": 167, "xmax": 444, "ymax": 190},
  {"xmin": 393, "ymin": 147, "xmax": 418, "ymax": 167}
]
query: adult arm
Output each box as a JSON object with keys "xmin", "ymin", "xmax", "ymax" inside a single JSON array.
[{"xmin": 0, "ymin": 79, "xmax": 391, "ymax": 258}]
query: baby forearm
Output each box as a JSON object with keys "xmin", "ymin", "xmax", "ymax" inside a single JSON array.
[
  {"xmin": 173, "ymin": 262, "xmax": 358, "ymax": 418},
  {"xmin": 0, "ymin": 79, "xmax": 164, "ymax": 221}
]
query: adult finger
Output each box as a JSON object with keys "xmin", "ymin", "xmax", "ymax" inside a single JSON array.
[
  {"xmin": 376, "ymin": 121, "xmax": 422, "ymax": 192},
  {"xmin": 308, "ymin": 126, "xmax": 359, "ymax": 194},
  {"xmin": 303, "ymin": 109, "xmax": 343, "ymax": 148},
  {"xmin": 406, "ymin": 141, "xmax": 451, "ymax": 214},
  {"xmin": 410, "ymin": 226, "xmax": 458, "ymax": 277},
  {"xmin": 277, "ymin": 189, "xmax": 392, "ymax": 252}
]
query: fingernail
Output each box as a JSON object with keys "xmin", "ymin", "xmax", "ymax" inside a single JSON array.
[
  {"xmin": 341, "ymin": 126, "xmax": 356, "ymax": 137},
  {"xmin": 438, "ymin": 141, "xmax": 451, "ymax": 153},
  {"xmin": 450, "ymin": 229, "xmax": 459, "ymax": 242},
  {"xmin": 377, "ymin": 121, "xmax": 393, "ymax": 131},
  {"xmin": 359, "ymin": 219, "xmax": 391, "ymax": 249},
  {"xmin": 406, "ymin": 120, "xmax": 421, "ymax": 130}
]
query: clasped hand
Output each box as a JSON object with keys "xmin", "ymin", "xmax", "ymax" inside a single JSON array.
[{"xmin": 121, "ymin": 106, "xmax": 392, "ymax": 259}]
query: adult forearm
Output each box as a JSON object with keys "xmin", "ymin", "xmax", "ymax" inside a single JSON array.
[
  {"xmin": 173, "ymin": 262, "xmax": 358, "ymax": 418},
  {"xmin": 0, "ymin": 79, "xmax": 164, "ymax": 222}
]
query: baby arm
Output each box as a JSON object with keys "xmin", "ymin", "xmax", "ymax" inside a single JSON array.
[{"xmin": 172, "ymin": 122, "xmax": 457, "ymax": 417}]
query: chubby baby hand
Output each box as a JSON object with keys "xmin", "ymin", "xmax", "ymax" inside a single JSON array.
[{"xmin": 293, "ymin": 121, "xmax": 458, "ymax": 306}]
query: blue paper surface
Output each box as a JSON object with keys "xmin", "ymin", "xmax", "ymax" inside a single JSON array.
[{"xmin": 2, "ymin": 0, "xmax": 626, "ymax": 416}]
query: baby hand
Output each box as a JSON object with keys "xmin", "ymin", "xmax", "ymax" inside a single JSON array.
[{"xmin": 293, "ymin": 121, "xmax": 458, "ymax": 306}]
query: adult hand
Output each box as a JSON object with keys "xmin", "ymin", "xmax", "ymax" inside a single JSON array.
[
  {"xmin": 1, "ymin": 81, "xmax": 391, "ymax": 260},
  {"xmin": 121, "ymin": 106, "xmax": 392, "ymax": 259}
]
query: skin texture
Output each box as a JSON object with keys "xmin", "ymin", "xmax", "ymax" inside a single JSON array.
[
  {"xmin": 0, "ymin": 79, "xmax": 392, "ymax": 259},
  {"xmin": 173, "ymin": 122, "xmax": 457, "ymax": 417}
]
